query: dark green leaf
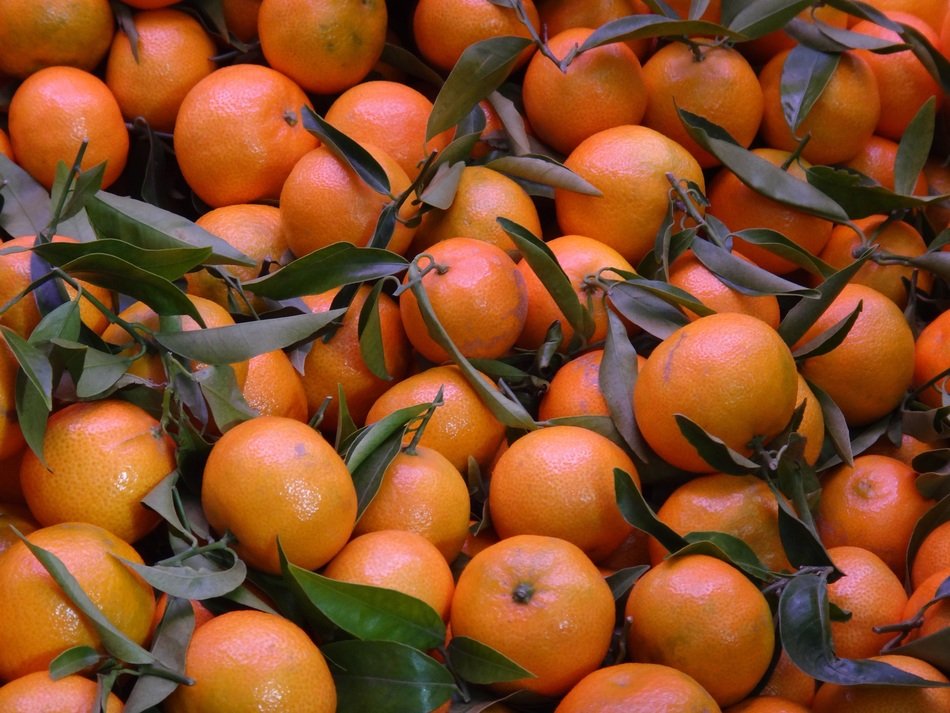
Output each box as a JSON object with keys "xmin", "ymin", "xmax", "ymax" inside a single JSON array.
[
  {"xmin": 2, "ymin": 327, "xmax": 52, "ymax": 410},
  {"xmin": 14, "ymin": 529, "xmax": 156, "ymax": 666},
  {"xmin": 49, "ymin": 645, "xmax": 103, "ymax": 680},
  {"xmin": 324, "ymin": 640, "xmax": 455, "ymax": 713},
  {"xmin": 119, "ymin": 550, "xmax": 247, "ymax": 600},
  {"xmin": 779, "ymin": 571, "xmax": 949, "ymax": 685},
  {"xmin": 418, "ymin": 161, "xmax": 465, "ymax": 210},
  {"xmin": 71, "ymin": 344, "xmax": 134, "ymax": 399},
  {"xmin": 780, "ymin": 45, "xmax": 840, "ymax": 132},
  {"xmin": 778, "ymin": 247, "xmax": 872, "ymax": 346},
  {"xmin": 57, "ymin": 253, "xmax": 203, "ymax": 321},
  {"xmin": 49, "ymin": 160, "xmax": 105, "ymax": 232},
  {"xmin": 244, "ymin": 244, "xmax": 407, "ymax": 300},
  {"xmin": 499, "ymin": 217, "xmax": 594, "ymax": 341},
  {"xmin": 679, "ymin": 110, "xmax": 849, "ymax": 223},
  {"xmin": 805, "ymin": 166, "xmax": 939, "ymax": 218},
  {"xmin": 908, "ymin": 251, "xmax": 950, "ymax": 284},
  {"xmin": 358, "ymin": 281, "xmax": 391, "ymax": 381},
  {"xmin": 690, "ymin": 238, "xmax": 815, "ymax": 297},
  {"xmin": 351, "ymin": 423, "xmax": 407, "ymax": 520},
  {"xmin": 674, "ymin": 414, "xmax": 760, "ymax": 474},
  {"xmin": 786, "ymin": 16, "xmax": 902, "ymax": 52},
  {"xmin": 427, "ymin": 36, "xmax": 533, "ymax": 141},
  {"xmin": 890, "ymin": 624, "xmax": 950, "ymax": 673},
  {"xmin": 344, "ymin": 403, "xmax": 429, "ymax": 473},
  {"xmin": 614, "ymin": 469, "xmax": 688, "ymax": 555},
  {"xmin": 791, "ymin": 300, "xmax": 862, "ymax": 360},
  {"xmin": 725, "ymin": 0, "xmax": 811, "ymax": 38},
  {"xmin": 605, "ymin": 565, "xmax": 649, "ymax": 600},
  {"xmin": 677, "ymin": 531, "xmax": 774, "ymax": 581},
  {"xmin": 28, "ymin": 297, "xmax": 81, "ymax": 345},
  {"xmin": 84, "ymin": 192, "xmax": 253, "ymax": 266},
  {"xmin": 601, "ymin": 310, "xmax": 648, "ymax": 461},
  {"xmin": 379, "ymin": 42, "xmax": 444, "ymax": 88},
  {"xmin": 155, "ymin": 311, "xmax": 344, "ymax": 364},
  {"xmin": 895, "ymin": 98, "xmax": 936, "ymax": 196},
  {"xmin": 732, "ymin": 228, "xmax": 835, "ymax": 277},
  {"xmin": 485, "ymin": 155, "xmax": 601, "ymax": 196},
  {"xmin": 0, "ymin": 154, "xmax": 50, "ymax": 237},
  {"xmin": 284, "ymin": 563, "xmax": 446, "ymax": 651},
  {"xmin": 486, "ymin": 90, "xmax": 531, "ymax": 156},
  {"xmin": 193, "ymin": 365, "xmax": 256, "ymax": 432},
  {"xmin": 767, "ymin": 472, "xmax": 836, "ymax": 570},
  {"xmin": 445, "ymin": 635, "xmax": 535, "ymax": 685},
  {"xmin": 124, "ymin": 596, "xmax": 195, "ymax": 713},
  {"xmin": 33, "ymin": 239, "xmax": 213, "ymax": 282},
  {"xmin": 14, "ymin": 366, "xmax": 51, "ymax": 463},
  {"xmin": 606, "ymin": 281, "xmax": 689, "ymax": 340},
  {"xmin": 900, "ymin": 22, "xmax": 950, "ymax": 94},
  {"xmin": 302, "ymin": 107, "xmax": 390, "ymax": 195},
  {"xmin": 809, "ymin": 378, "xmax": 853, "ymax": 467},
  {"xmin": 579, "ymin": 15, "xmax": 744, "ymax": 51}
]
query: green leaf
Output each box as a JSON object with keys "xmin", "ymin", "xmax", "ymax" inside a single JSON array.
[
  {"xmin": 0, "ymin": 153, "xmax": 51, "ymax": 237},
  {"xmin": 84, "ymin": 192, "xmax": 253, "ymax": 266},
  {"xmin": 302, "ymin": 107, "xmax": 390, "ymax": 195},
  {"xmin": 285, "ymin": 566, "xmax": 446, "ymax": 651},
  {"xmin": 349, "ymin": 421, "xmax": 411, "ymax": 519},
  {"xmin": 732, "ymin": 228, "xmax": 835, "ymax": 277},
  {"xmin": 808, "ymin": 379, "xmax": 853, "ymax": 467},
  {"xmin": 499, "ymin": 217, "xmax": 594, "ymax": 342},
  {"xmin": 766, "ymin": 471, "xmax": 836, "ymax": 571},
  {"xmin": 244, "ymin": 244, "xmax": 408, "ymax": 300},
  {"xmin": 427, "ymin": 35, "xmax": 533, "ymax": 141},
  {"xmin": 606, "ymin": 281, "xmax": 689, "ymax": 340},
  {"xmin": 690, "ymin": 238, "xmax": 815, "ymax": 297},
  {"xmin": 777, "ymin": 247, "xmax": 872, "ymax": 346},
  {"xmin": 779, "ymin": 570, "xmax": 950, "ymax": 685},
  {"xmin": 679, "ymin": 109, "xmax": 849, "ymax": 223},
  {"xmin": 445, "ymin": 635, "xmax": 535, "ymax": 685},
  {"xmin": 323, "ymin": 640, "xmax": 456, "ymax": 713},
  {"xmin": 894, "ymin": 97, "xmax": 936, "ymax": 197},
  {"xmin": 677, "ymin": 530, "xmax": 774, "ymax": 581},
  {"xmin": 780, "ymin": 45, "xmax": 840, "ymax": 132},
  {"xmin": 119, "ymin": 550, "xmax": 247, "ymax": 600},
  {"xmin": 485, "ymin": 155, "xmax": 601, "ymax": 195},
  {"xmin": 674, "ymin": 414, "xmax": 760, "ymax": 474},
  {"xmin": 56, "ymin": 253, "xmax": 203, "ymax": 321},
  {"xmin": 614, "ymin": 469, "xmax": 689, "ymax": 555},
  {"xmin": 605, "ymin": 565, "xmax": 649, "ymax": 600},
  {"xmin": 33, "ymin": 239, "xmax": 213, "ymax": 282},
  {"xmin": 49, "ymin": 645, "xmax": 103, "ymax": 680},
  {"xmin": 379, "ymin": 42, "xmax": 444, "ymax": 88},
  {"xmin": 601, "ymin": 310, "xmax": 648, "ymax": 461},
  {"xmin": 193, "ymin": 365, "xmax": 256, "ymax": 432},
  {"xmin": 344, "ymin": 403, "xmax": 429, "ymax": 474},
  {"xmin": 899, "ymin": 22, "xmax": 950, "ymax": 94},
  {"xmin": 725, "ymin": 0, "xmax": 811, "ymax": 38},
  {"xmin": 418, "ymin": 161, "xmax": 465, "ymax": 210},
  {"xmin": 2, "ymin": 327, "xmax": 52, "ymax": 410},
  {"xmin": 805, "ymin": 165, "xmax": 940, "ymax": 218},
  {"xmin": 357, "ymin": 281, "xmax": 392, "ymax": 381},
  {"xmin": 28, "ymin": 297, "xmax": 81, "ymax": 345},
  {"xmin": 49, "ymin": 159, "xmax": 105, "ymax": 233},
  {"xmin": 13, "ymin": 529, "xmax": 157, "ymax": 666},
  {"xmin": 155, "ymin": 311, "xmax": 344, "ymax": 365},
  {"xmin": 14, "ymin": 367, "xmax": 51, "ymax": 463},
  {"xmin": 70, "ymin": 344, "xmax": 134, "ymax": 399},
  {"xmin": 579, "ymin": 15, "xmax": 744, "ymax": 51},
  {"xmin": 791, "ymin": 300, "xmax": 862, "ymax": 360}
]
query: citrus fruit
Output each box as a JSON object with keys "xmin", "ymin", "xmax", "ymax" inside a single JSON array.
[
  {"xmin": 450, "ymin": 534, "xmax": 615, "ymax": 696},
  {"xmin": 365, "ymin": 365, "xmax": 506, "ymax": 472},
  {"xmin": 812, "ymin": 654, "xmax": 950, "ymax": 713},
  {"xmin": 912, "ymin": 308, "xmax": 950, "ymax": 408},
  {"xmin": 280, "ymin": 142, "xmax": 416, "ymax": 257},
  {"xmin": 241, "ymin": 349, "xmax": 308, "ymax": 422},
  {"xmin": 0, "ymin": 503, "xmax": 37, "ymax": 558},
  {"xmin": 0, "ymin": 671, "xmax": 124, "ymax": 712},
  {"xmin": 325, "ymin": 80, "xmax": 452, "ymax": 178},
  {"xmin": 0, "ymin": 0, "xmax": 114, "ymax": 78},
  {"xmin": 538, "ymin": 349, "xmax": 643, "ymax": 421},
  {"xmin": 515, "ymin": 234, "xmax": 637, "ymax": 351},
  {"xmin": 725, "ymin": 697, "xmax": 811, "ymax": 713},
  {"xmin": 258, "ymin": 0, "xmax": 387, "ymax": 94},
  {"xmin": 648, "ymin": 473, "xmax": 792, "ymax": 572},
  {"xmin": 0, "ymin": 335, "xmax": 24, "ymax": 461},
  {"xmin": 489, "ymin": 424, "xmax": 640, "ymax": 561},
  {"xmin": 759, "ymin": 49, "xmax": 880, "ymax": 165},
  {"xmin": 522, "ymin": 27, "xmax": 647, "ymax": 156},
  {"xmin": 641, "ymin": 40, "xmax": 763, "ymax": 168},
  {"xmin": 0, "ymin": 522, "xmax": 156, "ymax": 681},
  {"xmin": 858, "ymin": 0, "xmax": 947, "ymax": 31},
  {"xmin": 105, "ymin": 8, "xmax": 216, "ymax": 133},
  {"xmin": 825, "ymin": 545, "xmax": 908, "ymax": 659},
  {"xmin": 221, "ymin": 0, "xmax": 261, "ymax": 42},
  {"xmin": 706, "ymin": 149, "xmax": 833, "ymax": 274},
  {"xmin": 667, "ymin": 249, "xmax": 780, "ymax": 327},
  {"xmin": 757, "ymin": 649, "xmax": 816, "ymax": 707},
  {"xmin": 412, "ymin": 0, "xmax": 540, "ymax": 74},
  {"xmin": 794, "ymin": 374, "xmax": 826, "ymax": 465},
  {"xmin": 20, "ymin": 399, "xmax": 176, "ymax": 543},
  {"xmin": 741, "ymin": 5, "xmax": 849, "ymax": 65},
  {"xmin": 901, "ymin": 567, "xmax": 950, "ymax": 641},
  {"xmin": 539, "ymin": 0, "xmax": 651, "ymax": 58},
  {"xmin": 409, "ymin": 165, "xmax": 542, "ymax": 257},
  {"xmin": 554, "ymin": 662, "xmax": 721, "ymax": 713},
  {"xmin": 300, "ymin": 285, "xmax": 411, "ymax": 430},
  {"xmin": 7, "ymin": 66, "xmax": 128, "ymax": 190},
  {"xmin": 911, "ymin": 521, "xmax": 950, "ymax": 589},
  {"xmin": 625, "ymin": 553, "xmax": 775, "ymax": 706},
  {"xmin": 633, "ymin": 313, "xmax": 798, "ymax": 473},
  {"xmin": 201, "ymin": 415, "xmax": 357, "ymax": 573},
  {"xmin": 794, "ymin": 283, "xmax": 915, "ymax": 426},
  {"xmin": 323, "ymin": 529, "xmax": 456, "ymax": 620},
  {"xmin": 817, "ymin": 454, "xmax": 931, "ymax": 575},
  {"xmin": 165, "ymin": 609, "xmax": 336, "ymax": 713},
  {"xmin": 174, "ymin": 64, "xmax": 317, "ymax": 207},
  {"xmin": 353, "ymin": 446, "xmax": 471, "ymax": 563},
  {"xmin": 842, "ymin": 135, "xmax": 928, "ymax": 194},
  {"xmin": 555, "ymin": 124, "xmax": 706, "ymax": 265},
  {"xmin": 400, "ymin": 237, "xmax": 528, "ymax": 363}
]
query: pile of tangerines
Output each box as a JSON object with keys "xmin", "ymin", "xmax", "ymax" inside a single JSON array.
[{"xmin": 0, "ymin": 0, "xmax": 948, "ymax": 711}]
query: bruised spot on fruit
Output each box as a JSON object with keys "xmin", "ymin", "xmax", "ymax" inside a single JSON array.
[
  {"xmin": 662, "ymin": 332, "xmax": 686, "ymax": 382},
  {"xmin": 294, "ymin": 442, "xmax": 307, "ymax": 457}
]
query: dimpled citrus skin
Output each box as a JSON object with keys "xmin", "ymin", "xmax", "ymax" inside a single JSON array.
[{"xmin": 0, "ymin": 671, "xmax": 124, "ymax": 712}]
